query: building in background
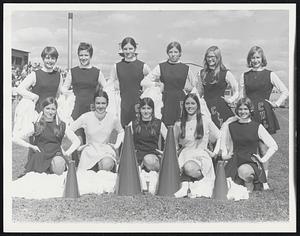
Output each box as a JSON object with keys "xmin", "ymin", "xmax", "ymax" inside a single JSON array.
[{"xmin": 12, "ymin": 48, "xmax": 29, "ymax": 69}]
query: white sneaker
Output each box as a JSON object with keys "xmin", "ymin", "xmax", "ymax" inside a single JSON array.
[
  {"xmin": 174, "ymin": 182, "xmax": 188, "ymax": 198},
  {"xmin": 140, "ymin": 170, "xmax": 148, "ymax": 191},
  {"xmin": 263, "ymin": 183, "xmax": 270, "ymax": 190}
]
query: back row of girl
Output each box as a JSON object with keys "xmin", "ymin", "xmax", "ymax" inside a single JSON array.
[
  {"xmin": 16, "ymin": 37, "xmax": 288, "ymax": 173},
  {"xmin": 16, "ymin": 36, "xmax": 288, "ymax": 132}
]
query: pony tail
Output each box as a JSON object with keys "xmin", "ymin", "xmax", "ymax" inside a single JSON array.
[
  {"xmin": 206, "ymin": 63, "xmax": 219, "ymax": 84},
  {"xmin": 179, "ymin": 97, "xmax": 188, "ymax": 139},
  {"xmin": 214, "ymin": 60, "xmax": 227, "ymax": 84},
  {"xmin": 149, "ymin": 118, "xmax": 158, "ymax": 136},
  {"xmin": 195, "ymin": 113, "xmax": 204, "ymax": 140},
  {"xmin": 53, "ymin": 114, "xmax": 65, "ymax": 138},
  {"xmin": 58, "ymin": 121, "xmax": 66, "ymax": 138},
  {"xmin": 133, "ymin": 115, "xmax": 142, "ymax": 135},
  {"xmin": 180, "ymin": 119, "xmax": 186, "ymax": 139},
  {"xmin": 34, "ymin": 115, "xmax": 47, "ymax": 136},
  {"xmin": 200, "ymin": 69, "xmax": 207, "ymax": 86}
]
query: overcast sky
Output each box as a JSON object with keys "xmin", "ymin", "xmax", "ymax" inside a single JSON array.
[{"xmin": 10, "ymin": 8, "xmax": 290, "ymax": 86}]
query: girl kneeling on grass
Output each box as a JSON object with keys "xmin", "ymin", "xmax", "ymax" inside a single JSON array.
[
  {"xmin": 128, "ymin": 97, "xmax": 167, "ymax": 172},
  {"xmin": 173, "ymin": 93, "xmax": 220, "ymax": 198},
  {"xmin": 221, "ymin": 97, "xmax": 278, "ymax": 192},
  {"xmin": 13, "ymin": 97, "xmax": 80, "ymax": 176},
  {"xmin": 69, "ymin": 90, "xmax": 124, "ymax": 172}
]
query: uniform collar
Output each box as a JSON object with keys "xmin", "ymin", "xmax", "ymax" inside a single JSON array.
[{"xmin": 251, "ymin": 67, "xmax": 265, "ymax": 72}]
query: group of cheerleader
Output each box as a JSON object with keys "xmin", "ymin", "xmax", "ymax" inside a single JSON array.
[{"xmin": 12, "ymin": 36, "xmax": 288, "ymax": 196}]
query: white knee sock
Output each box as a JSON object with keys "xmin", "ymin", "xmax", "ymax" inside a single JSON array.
[{"xmin": 265, "ymin": 170, "xmax": 269, "ymax": 179}]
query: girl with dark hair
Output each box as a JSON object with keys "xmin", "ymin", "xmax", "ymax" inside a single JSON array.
[
  {"xmin": 128, "ymin": 97, "xmax": 167, "ymax": 172},
  {"xmin": 16, "ymin": 46, "xmax": 63, "ymax": 112},
  {"xmin": 141, "ymin": 41, "xmax": 196, "ymax": 126},
  {"xmin": 221, "ymin": 97, "xmax": 278, "ymax": 192},
  {"xmin": 173, "ymin": 93, "xmax": 220, "ymax": 198},
  {"xmin": 13, "ymin": 97, "xmax": 80, "ymax": 175},
  {"xmin": 196, "ymin": 46, "xmax": 239, "ymax": 129},
  {"xmin": 69, "ymin": 90, "xmax": 124, "ymax": 172},
  {"xmin": 240, "ymin": 46, "xmax": 288, "ymax": 179},
  {"xmin": 62, "ymin": 42, "xmax": 107, "ymax": 165},
  {"xmin": 109, "ymin": 37, "xmax": 151, "ymax": 127}
]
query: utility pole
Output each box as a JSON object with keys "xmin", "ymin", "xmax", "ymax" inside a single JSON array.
[{"xmin": 68, "ymin": 12, "xmax": 73, "ymax": 71}]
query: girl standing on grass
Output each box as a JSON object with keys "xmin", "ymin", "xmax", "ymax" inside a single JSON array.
[
  {"xmin": 173, "ymin": 93, "xmax": 220, "ymax": 198},
  {"xmin": 221, "ymin": 97, "xmax": 278, "ymax": 192},
  {"xmin": 61, "ymin": 42, "xmax": 107, "ymax": 166},
  {"xmin": 141, "ymin": 41, "xmax": 196, "ymax": 126},
  {"xmin": 196, "ymin": 46, "xmax": 239, "ymax": 129},
  {"xmin": 240, "ymin": 46, "xmax": 288, "ymax": 178},
  {"xmin": 13, "ymin": 97, "xmax": 80, "ymax": 176},
  {"xmin": 128, "ymin": 97, "xmax": 167, "ymax": 172},
  {"xmin": 69, "ymin": 90, "xmax": 124, "ymax": 172},
  {"xmin": 109, "ymin": 37, "xmax": 151, "ymax": 128},
  {"xmin": 16, "ymin": 46, "xmax": 63, "ymax": 112}
]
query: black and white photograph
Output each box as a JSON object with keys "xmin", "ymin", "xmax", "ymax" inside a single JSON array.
[{"xmin": 3, "ymin": 3, "xmax": 296, "ymax": 233}]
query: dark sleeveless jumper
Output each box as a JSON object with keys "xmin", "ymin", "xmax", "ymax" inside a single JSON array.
[
  {"xmin": 71, "ymin": 66, "xmax": 100, "ymax": 120},
  {"xmin": 225, "ymin": 120, "xmax": 267, "ymax": 190},
  {"xmin": 31, "ymin": 69, "xmax": 60, "ymax": 112},
  {"xmin": 159, "ymin": 61, "xmax": 189, "ymax": 126},
  {"xmin": 244, "ymin": 69, "xmax": 279, "ymax": 134},
  {"xmin": 132, "ymin": 118, "xmax": 162, "ymax": 165},
  {"xmin": 202, "ymin": 69, "xmax": 234, "ymax": 129},
  {"xmin": 116, "ymin": 59, "xmax": 144, "ymax": 127}
]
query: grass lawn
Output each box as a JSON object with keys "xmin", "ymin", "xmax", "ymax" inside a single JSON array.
[{"xmin": 10, "ymin": 106, "xmax": 290, "ymax": 223}]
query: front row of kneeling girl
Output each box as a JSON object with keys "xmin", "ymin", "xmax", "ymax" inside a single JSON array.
[{"xmin": 13, "ymin": 90, "xmax": 278, "ymax": 196}]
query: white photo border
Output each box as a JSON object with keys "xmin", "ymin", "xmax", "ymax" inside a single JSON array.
[{"xmin": 3, "ymin": 3, "xmax": 296, "ymax": 233}]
